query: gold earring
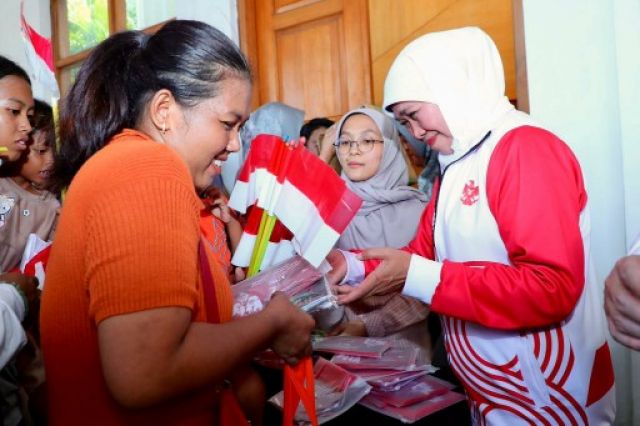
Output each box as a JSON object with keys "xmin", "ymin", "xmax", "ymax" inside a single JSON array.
[{"xmin": 161, "ymin": 122, "xmax": 166, "ymax": 134}]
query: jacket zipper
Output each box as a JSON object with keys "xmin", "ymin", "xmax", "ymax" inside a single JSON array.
[{"xmin": 431, "ymin": 132, "xmax": 492, "ymax": 257}]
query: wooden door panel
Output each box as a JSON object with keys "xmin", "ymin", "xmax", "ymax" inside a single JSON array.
[
  {"xmin": 368, "ymin": 0, "xmax": 516, "ymax": 105},
  {"xmin": 276, "ymin": 15, "xmax": 347, "ymax": 118},
  {"xmin": 247, "ymin": 0, "xmax": 371, "ymax": 119}
]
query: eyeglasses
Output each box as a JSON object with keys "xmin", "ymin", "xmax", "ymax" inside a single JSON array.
[{"xmin": 333, "ymin": 138, "xmax": 384, "ymax": 154}]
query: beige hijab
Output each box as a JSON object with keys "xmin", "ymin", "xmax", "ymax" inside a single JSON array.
[{"xmin": 383, "ymin": 26, "xmax": 514, "ymax": 167}]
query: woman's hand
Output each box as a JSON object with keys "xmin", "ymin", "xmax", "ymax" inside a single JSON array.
[
  {"xmin": 605, "ymin": 255, "xmax": 640, "ymax": 350},
  {"xmin": 334, "ymin": 248, "xmax": 411, "ymax": 304},
  {"xmin": 265, "ymin": 292, "xmax": 315, "ymax": 365},
  {"xmin": 318, "ymin": 123, "xmax": 337, "ymax": 164}
]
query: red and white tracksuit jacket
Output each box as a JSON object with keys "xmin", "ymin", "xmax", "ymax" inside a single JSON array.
[{"xmin": 365, "ymin": 110, "xmax": 615, "ymax": 425}]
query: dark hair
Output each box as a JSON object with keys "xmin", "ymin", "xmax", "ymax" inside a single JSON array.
[
  {"xmin": 300, "ymin": 117, "xmax": 334, "ymax": 140},
  {"xmin": 0, "ymin": 55, "xmax": 31, "ymax": 84},
  {"xmin": 52, "ymin": 20, "xmax": 252, "ymax": 190},
  {"xmin": 32, "ymin": 99, "xmax": 54, "ymax": 147}
]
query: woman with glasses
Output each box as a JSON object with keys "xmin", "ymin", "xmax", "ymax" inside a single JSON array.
[{"xmin": 328, "ymin": 106, "xmax": 430, "ymax": 353}]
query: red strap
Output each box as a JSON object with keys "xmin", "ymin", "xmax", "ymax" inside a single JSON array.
[
  {"xmin": 283, "ymin": 358, "xmax": 318, "ymax": 426},
  {"xmin": 198, "ymin": 240, "xmax": 220, "ymax": 324}
]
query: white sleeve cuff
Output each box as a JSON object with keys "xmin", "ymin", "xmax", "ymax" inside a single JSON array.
[
  {"xmin": 0, "ymin": 284, "xmax": 26, "ymax": 321},
  {"xmin": 338, "ymin": 250, "xmax": 365, "ymax": 286},
  {"xmin": 401, "ymin": 255, "xmax": 442, "ymax": 304},
  {"xmin": 0, "ymin": 284, "xmax": 27, "ymax": 369}
]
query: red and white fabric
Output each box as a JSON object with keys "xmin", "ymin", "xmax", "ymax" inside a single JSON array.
[
  {"xmin": 360, "ymin": 115, "xmax": 616, "ymax": 425},
  {"xmin": 20, "ymin": 1, "xmax": 59, "ymax": 100}
]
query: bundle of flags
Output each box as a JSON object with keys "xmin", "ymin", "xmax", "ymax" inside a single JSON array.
[
  {"xmin": 228, "ymin": 134, "xmax": 362, "ymax": 425},
  {"xmin": 228, "ymin": 134, "xmax": 362, "ymax": 271}
]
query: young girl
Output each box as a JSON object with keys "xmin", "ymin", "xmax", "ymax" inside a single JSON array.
[
  {"xmin": 330, "ymin": 27, "xmax": 615, "ymax": 424},
  {"xmin": 331, "ymin": 107, "xmax": 430, "ymax": 346},
  {"xmin": 300, "ymin": 117, "xmax": 333, "ymax": 156},
  {"xmin": 0, "ymin": 56, "xmax": 33, "ymax": 167},
  {"xmin": 41, "ymin": 20, "xmax": 314, "ymax": 425},
  {"xmin": 200, "ymin": 185, "xmax": 245, "ymax": 282},
  {"xmin": 0, "ymin": 99, "xmax": 59, "ymax": 272}
]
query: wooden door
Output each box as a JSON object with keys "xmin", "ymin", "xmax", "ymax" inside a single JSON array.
[
  {"xmin": 239, "ymin": 0, "xmax": 372, "ymax": 120},
  {"xmin": 367, "ymin": 0, "xmax": 518, "ymax": 106}
]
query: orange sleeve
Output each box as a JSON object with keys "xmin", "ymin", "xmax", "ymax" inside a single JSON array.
[{"xmin": 86, "ymin": 176, "xmax": 201, "ymax": 324}]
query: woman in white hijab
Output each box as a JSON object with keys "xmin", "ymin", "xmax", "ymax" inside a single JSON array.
[
  {"xmin": 330, "ymin": 106, "xmax": 430, "ymax": 349},
  {"xmin": 328, "ymin": 27, "xmax": 614, "ymax": 425}
]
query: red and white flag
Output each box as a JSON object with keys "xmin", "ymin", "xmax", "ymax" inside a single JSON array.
[
  {"xmin": 229, "ymin": 135, "xmax": 362, "ymax": 268},
  {"xmin": 20, "ymin": 1, "xmax": 60, "ymax": 100}
]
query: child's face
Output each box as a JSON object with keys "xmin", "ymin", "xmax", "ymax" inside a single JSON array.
[
  {"xmin": 0, "ymin": 75, "xmax": 34, "ymax": 161},
  {"xmin": 306, "ymin": 127, "xmax": 327, "ymax": 156},
  {"xmin": 392, "ymin": 101, "xmax": 453, "ymax": 155},
  {"xmin": 20, "ymin": 131, "xmax": 54, "ymax": 188},
  {"xmin": 336, "ymin": 114, "xmax": 384, "ymax": 182}
]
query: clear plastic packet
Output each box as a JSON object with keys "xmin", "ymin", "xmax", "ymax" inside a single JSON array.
[
  {"xmin": 332, "ymin": 346, "xmax": 420, "ymax": 371},
  {"xmin": 360, "ymin": 390, "xmax": 466, "ymax": 423},
  {"xmin": 313, "ymin": 336, "xmax": 392, "ymax": 358},
  {"xmin": 358, "ymin": 368, "xmax": 434, "ymax": 391},
  {"xmin": 270, "ymin": 357, "xmax": 371, "ymax": 424},
  {"xmin": 369, "ymin": 374, "xmax": 456, "ymax": 407},
  {"xmin": 232, "ymin": 255, "xmax": 336, "ymax": 318},
  {"xmin": 291, "ymin": 277, "xmax": 336, "ymax": 313}
]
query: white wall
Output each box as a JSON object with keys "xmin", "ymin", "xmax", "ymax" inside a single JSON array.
[
  {"xmin": 522, "ymin": 1, "xmax": 640, "ymax": 424},
  {"xmin": 0, "ymin": 0, "xmax": 52, "ymax": 100},
  {"xmin": 614, "ymin": 0, "xmax": 640, "ymax": 246},
  {"xmin": 176, "ymin": 0, "xmax": 238, "ymax": 45}
]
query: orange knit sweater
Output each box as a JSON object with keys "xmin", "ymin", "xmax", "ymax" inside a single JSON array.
[{"xmin": 40, "ymin": 129, "xmax": 234, "ymax": 425}]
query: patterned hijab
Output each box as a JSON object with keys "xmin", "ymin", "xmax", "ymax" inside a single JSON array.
[{"xmin": 336, "ymin": 107, "xmax": 427, "ymax": 250}]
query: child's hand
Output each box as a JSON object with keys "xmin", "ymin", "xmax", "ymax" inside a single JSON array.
[
  {"xmin": 205, "ymin": 187, "xmax": 236, "ymax": 224},
  {"xmin": 211, "ymin": 197, "xmax": 234, "ymax": 224},
  {"xmin": 319, "ymin": 123, "xmax": 338, "ymax": 164},
  {"xmin": 233, "ymin": 267, "xmax": 246, "ymax": 283}
]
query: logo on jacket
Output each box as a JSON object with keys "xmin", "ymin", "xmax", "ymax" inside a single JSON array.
[
  {"xmin": 460, "ymin": 180, "xmax": 479, "ymax": 206},
  {"xmin": 0, "ymin": 195, "xmax": 16, "ymax": 228}
]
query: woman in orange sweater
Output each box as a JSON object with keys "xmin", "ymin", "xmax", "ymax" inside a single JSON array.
[{"xmin": 40, "ymin": 20, "xmax": 314, "ymax": 425}]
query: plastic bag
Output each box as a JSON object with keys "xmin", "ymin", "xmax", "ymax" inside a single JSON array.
[
  {"xmin": 358, "ymin": 368, "xmax": 435, "ymax": 391},
  {"xmin": 360, "ymin": 390, "xmax": 466, "ymax": 423},
  {"xmin": 313, "ymin": 336, "xmax": 392, "ymax": 358},
  {"xmin": 232, "ymin": 255, "xmax": 335, "ymax": 318},
  {"xmin": 332, "ymin": 346, "xmax": 420, "ymax": 371},
  {"xmin": 369, "ymin": 374, "xmax": 455, "ymax": 407},
  {"xmin": 270, "ymin": 357, "xmax": 371, "ymax": 424}
]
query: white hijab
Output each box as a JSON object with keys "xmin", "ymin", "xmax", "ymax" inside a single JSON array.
[
  {"xmin": 382, "ymin": 27, "xmax": 514, "ymax": 168},
  {"xmin": 336, "ymin": 107, "xmax": 427, "ymax": 250}
]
